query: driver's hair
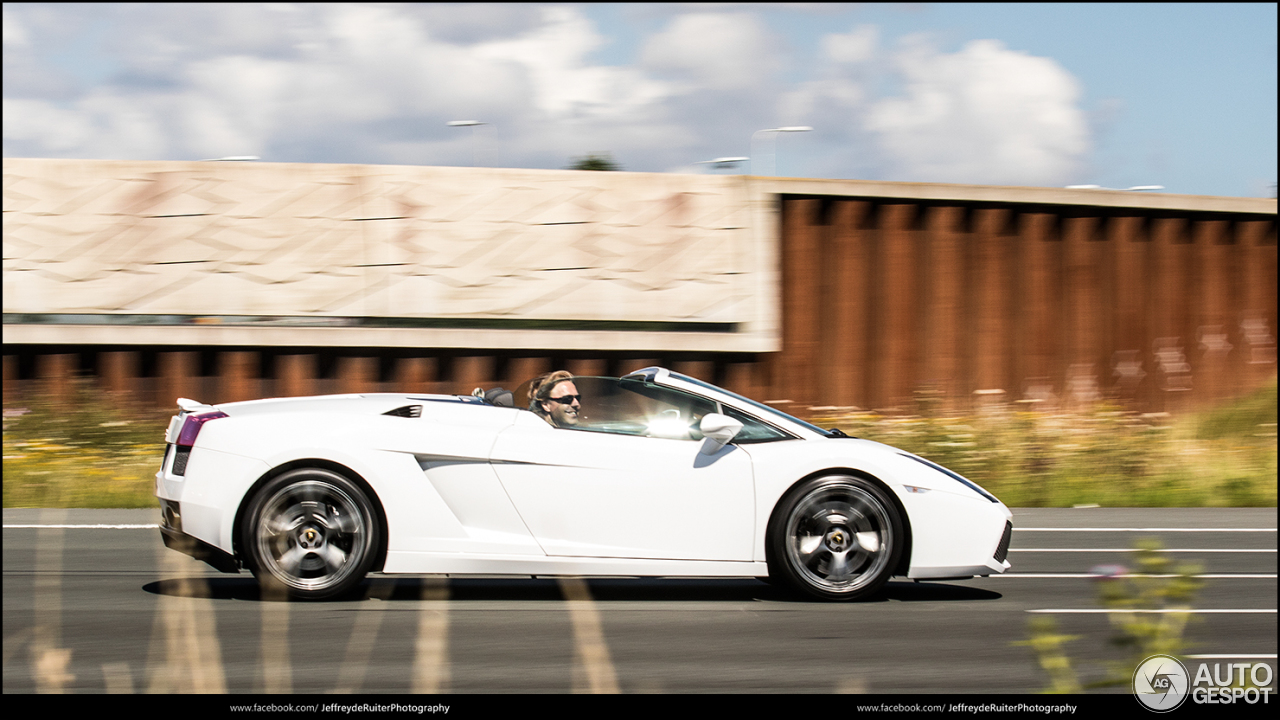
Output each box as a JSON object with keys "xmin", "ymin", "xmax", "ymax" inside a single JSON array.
[{"xmin": 527, "ymin": 370, "xmax": 575, "ymax": 416}]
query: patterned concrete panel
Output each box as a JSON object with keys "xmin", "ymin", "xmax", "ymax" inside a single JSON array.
[{"xmin": 3, "ymin": 159, "xmax": 765, "ymax": 342}]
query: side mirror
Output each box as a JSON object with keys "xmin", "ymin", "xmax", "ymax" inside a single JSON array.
[{"xmin": 699, "ymin": 413, "xmax": 743, "ymax": 455}]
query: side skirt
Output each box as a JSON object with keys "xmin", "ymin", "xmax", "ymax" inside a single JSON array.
[{"xmin": 384, "ymin": 551, "xmax": 769, "ymax": 578}]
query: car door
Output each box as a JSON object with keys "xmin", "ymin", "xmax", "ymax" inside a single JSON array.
[{"xmin": 490, "ymin": 378, "xmax": 755, "ymax": 561}]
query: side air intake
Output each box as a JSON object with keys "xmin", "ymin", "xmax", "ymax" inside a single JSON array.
[
  {"xmin": 383, "ymin": 405, "xmax": 423, "ymax": 418},
  {"xmin": 994, "ymin": 521, "xmax": 1013, "ymax": 563}
]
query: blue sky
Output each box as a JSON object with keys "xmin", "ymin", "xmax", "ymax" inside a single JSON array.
[{"xmin": 4, "ymin": 3, "xmax": 1276, "ymax": 197}]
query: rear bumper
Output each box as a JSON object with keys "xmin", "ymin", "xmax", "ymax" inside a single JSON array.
[{"xmin": 158, "ymin": 499, "xmax": 240, "ymax": 574}]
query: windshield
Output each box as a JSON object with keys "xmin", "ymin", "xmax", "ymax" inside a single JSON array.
[
  {"xmin": 670, "ymin": 373, "xmax": 839, "ymax": 437},
  {"xmin": 513, "ymin": 371, "xmax": 831, "ymax": 440},
  {"xmin": 516, "ymin": 376, "xmax": 716, "ymax": 439}
]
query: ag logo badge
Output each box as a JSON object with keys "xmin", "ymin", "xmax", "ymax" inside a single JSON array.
[{"xmin": 1134, "ymin": 654, "xmax": 1190, "ymax": 712}]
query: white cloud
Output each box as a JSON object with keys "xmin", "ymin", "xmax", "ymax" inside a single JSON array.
[
  {"xmin": 2, "ymin": 4, "xmax": 1091, "ymax": 185},
  {"xmin": 181, "ymin": 56, "xmax": 293, "ymax": 154},
  {"xmin": 3, "ymin": 4, "xmax": 563, "ymax": 162},
  {"xmin": 779, "ymin": 25, "xmax": 881, "ymax": 126},
  {"xmin": 640, "ymin": 12, "xmax": 782, "ymax": 92},
  {"xmin": 821, "ymin": 25, "xmax": 879, "ymax": 65},
  {"xmin": 3, "ymin": 6, "xmax": 28, "ymax": 47},
  {"xmin": 864, "ymin": 38, "xmax": 1089, "ymax": 186},
  {"xmin": 2, "ymin": 99, "xmax": 93, "ymax": 152},
  {"xmin": 79, "ymin": 91, "xmax": 172, "ymax": 159},
  {"xmin": 476, "ymin": 6, "xmax": 669, "ymax": 121}
]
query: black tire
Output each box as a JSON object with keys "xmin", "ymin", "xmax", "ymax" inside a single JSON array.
[
  {"xmin": 242, "ymin": 468, "xmax": 379, "ymax": 600},
  {"xmin": 767, "ymin": 475, "xmax": 902, "ymax": 601}
]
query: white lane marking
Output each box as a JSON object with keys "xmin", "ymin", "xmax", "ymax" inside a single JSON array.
[
  {"xmin": 1188, "ymin": 654, "xmax": 1279, "ymax": 659},
  {"xmin": 10, "ymin": 525, "xmax": 1269, "ymax": 530},
  {"xmin": 1016, "ymin": 528, "xmax": 1276, "ymax": 532},
  {"xmin": 1028, "ymin": 609, "xmax": 1276, "ymax": 614},
  {"xmin": 4, "ymin": 524, "xmax": 159, "ymax": 529},
  {"xmin": 1012, "ymin": 548, "xmax": 1275, "ymax": 553},
  {"xmin": 9, "ymin": 525, "xmax": 1274, "ymax": 534},
  {"xmin": 991, "ymin": 573, "xmax": 1277, "ymax": 579}
]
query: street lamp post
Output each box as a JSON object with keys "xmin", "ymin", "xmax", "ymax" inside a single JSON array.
[
  {"xmin": 750, "ymin": 126, "xmax": 812, "ymax": 177},
  {"xmin": 447, "ymin": 120, "xmax": 487, "ymax": 166},
  {"xmin": 1065, "ymin": 184, "xmax": 1165, "ymax": 191},
  {"xmin": 695, "ymin": 157, "xmax": 750, "ymax": 174}
]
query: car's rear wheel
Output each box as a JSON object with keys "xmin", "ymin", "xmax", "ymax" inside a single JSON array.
[
  {"xmin": 768, "ymin": 475, "xmax": 902, "ymax": 601},
  {"xmin": 243, "ymin": 468, "xmax": 378, "ymax": 600}
]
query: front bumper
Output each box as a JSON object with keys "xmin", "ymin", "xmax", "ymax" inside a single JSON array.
[{"xmin": 908, "ymin": 520, "xmax": 1014, "ymax": 580}]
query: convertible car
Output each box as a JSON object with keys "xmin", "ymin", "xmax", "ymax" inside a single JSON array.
[{"xmin": 156, "ymin": 367, "xmax": 1012, "ymax": 601}]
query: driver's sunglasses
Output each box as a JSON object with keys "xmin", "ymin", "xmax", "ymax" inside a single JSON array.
[{"xmin": 548, "ymin": 394, "xmax": 581, "ymax": 404}]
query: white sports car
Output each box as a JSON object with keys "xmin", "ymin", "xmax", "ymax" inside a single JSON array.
[{"xmin": 156, "ymin": 367, "xmax": 1011, "ymax": 601}]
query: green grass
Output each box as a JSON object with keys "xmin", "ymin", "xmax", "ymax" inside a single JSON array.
[
  {"xmin": 807, "ymin": 380, "xmax": 1276, "ymax": 508},
  {"xmin": 4, "ymin": 378, "xmax": 1276, "ymax": 508},
  {"xmin": 3, "ymin": 382, "xmax": 171, "ymax": 508}
]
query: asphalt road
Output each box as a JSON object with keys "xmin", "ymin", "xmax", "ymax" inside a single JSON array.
[{"xmin": 3, "ymin": 507, "xmax": 1275, "ymax": 694}]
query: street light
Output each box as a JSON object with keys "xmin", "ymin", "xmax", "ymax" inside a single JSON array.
[
  {"xmin": 1066, "ymin": 184, "xmax": 1165, "ymax": 191},
  {"xmin": 750, "ymin": 126, "xmax": 812, "ymax": 177},
  {"xmin": 447, "ymin": 120, "xmax": 487, "ymax": 166},
  {"xmin": 695, "ymin": 157, "xmax": 750, "ymax": 173}
]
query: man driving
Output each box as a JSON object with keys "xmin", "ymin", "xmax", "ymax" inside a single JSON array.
[{"xmin": 527, "ymin": 370, "xmax": 581, "ymax": 428}]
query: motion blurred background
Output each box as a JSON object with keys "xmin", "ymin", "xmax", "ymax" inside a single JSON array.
[{"xmin": 4, "ymin": 4, "xmax": 1276, "ymax": 508}]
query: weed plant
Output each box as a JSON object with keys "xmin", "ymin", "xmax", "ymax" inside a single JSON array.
[
  {"xmin": 3, "ymin": 378, "xmax": 1276, "ymax": 508},
  {"xmin": 808, "ymin": 380, "xmax": 1277, "ymax": 508},
  {"xmin": 1016, "ymin": 539, "xmax": 1204, "ymax": 693},
  {"xmin": 3, "ymin": 380, "xmax": 170, "ymax": 508}
]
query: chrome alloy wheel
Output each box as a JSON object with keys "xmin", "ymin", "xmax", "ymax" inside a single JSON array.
[
  {"xmin": 249, "ymin": 470, "xmax": 376, "ymax": 599},
  {"xmin": 781, "ymin": 477, "xmax": 897, "ymax": 598}
]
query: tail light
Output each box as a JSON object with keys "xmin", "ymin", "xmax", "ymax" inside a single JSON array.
[
  {"xmin": 176, "ymin": 411, "xmax": 228, "ymax": 447},
  {"xmin": 169, "ymin": 411, "xmax": 227, "ymax": 477}
]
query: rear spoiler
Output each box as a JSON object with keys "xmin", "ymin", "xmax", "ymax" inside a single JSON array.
[{"xmin": 176, "ymin": 398, "xmax": 218, "ymax": 414}]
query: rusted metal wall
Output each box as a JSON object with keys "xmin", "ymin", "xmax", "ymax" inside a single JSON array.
[
  {"xmin": 772, "ymin": 196, "xmax": 1277, "ymax": 413},
  {"xmin": 1, "ymin": 347, "xmax": 755, "ymax": 411}
]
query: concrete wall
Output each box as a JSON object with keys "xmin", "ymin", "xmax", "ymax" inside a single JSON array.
[
  {"xmin": 3, "ymin": 158, "xmax": 774, "ymax": 352},
  {"xmin": 4, "ymin": 159, "xmax": 1275, "ymax": 414}
]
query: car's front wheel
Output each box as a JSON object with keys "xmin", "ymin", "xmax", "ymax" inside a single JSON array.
[
  {"xmin": 242, "ymin": 468, "xmax": 379, "ymax": 600},
  {"xmin": 768, "ymin": 475, "xmax": 902, "ymax": 601}
]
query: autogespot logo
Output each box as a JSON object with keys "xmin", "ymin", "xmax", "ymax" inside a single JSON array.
[{"xmin": 1134, "ymin": 655, "xmax": 1190, "ymax": 712}]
